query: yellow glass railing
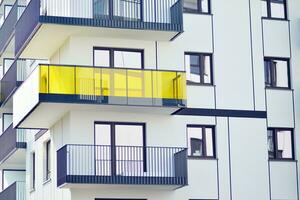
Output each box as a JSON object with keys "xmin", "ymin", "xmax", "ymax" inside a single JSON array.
[{"xmin": 39, "ymin": 64, "xmax": 186, "ymax": 107}]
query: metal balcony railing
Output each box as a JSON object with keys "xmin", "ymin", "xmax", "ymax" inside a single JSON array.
[
  {"xmin": 37, "ymin": 64, "xmax": 186, "ymax": 107},
  {"xmin": 57, "ymin": 144, "xmax": 187, "ymax": 187},
  {"xmin": 15, "ymin": 0, "xmax": 183, "ymax": 55},
  {"xmin": 0, "ymin": 59, "xmax": 28, "ymax": 104},
  {"xmin": 0, "ymin": 182, "xmax": 25, "ymax": 200},
  {"xmin": 0, "ymin": 124, "xmax": 26, "ymax": 163}
]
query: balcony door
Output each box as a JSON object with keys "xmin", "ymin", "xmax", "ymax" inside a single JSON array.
[
  {"xmin": 93, "ymin": 0, "xmax": 142, "ymax": 21},
  {"xmin": 94, "ymin": 122, "xmax": 146, "ymax": 176}
]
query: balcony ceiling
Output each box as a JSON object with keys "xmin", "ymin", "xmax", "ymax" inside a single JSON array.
[
  {"xmin": 20, "ymin": 24, "xmax": 179, "ymax": 59},
  {"xmin": 16, "ymin": 102, "xmax": 179, "ymax": 129}
]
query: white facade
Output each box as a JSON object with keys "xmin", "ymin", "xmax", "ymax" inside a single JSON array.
[{"xmin": 0, "ymin": 0, "xmax": 299, "ymax": 200}]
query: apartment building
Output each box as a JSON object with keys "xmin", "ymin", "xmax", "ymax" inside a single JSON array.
[{"xmin": 0, "ymin": 0, "xmax": 298, "ymax": 199}]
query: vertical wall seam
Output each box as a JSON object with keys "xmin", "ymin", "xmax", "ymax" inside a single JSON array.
[
  {"xmin": 227, "ymin": 117, "xmax": 233, "ymax": 200},
  {"xmin": 248, "ymin": 0, "xmax": 256, "ymax": 111}
]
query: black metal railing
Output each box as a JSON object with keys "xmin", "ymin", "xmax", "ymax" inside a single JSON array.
[
  {"xmin": 0, "ymin": 182, "xmax": 25, "ymax": 200},
  {"xmin": 0, "ymin": 0, "xmax": 18, "ymax": 54},
  {"xmin": 0, "ymin": 59, "xmax": 27, "ymax": 104},
  {"xmin": 0, "ymin": 124, "xmax": 26, "ymax": 163},
  {"xmin": 57, "ymin": 144, "xmax": 187, "ymax": 187}
]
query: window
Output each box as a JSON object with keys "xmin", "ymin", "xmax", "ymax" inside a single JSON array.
[
  {"xmin": 30, "ymin": 152, "xmax": 35, "ymax": 190},
  {"xmin": 264, "ymin": 58, "xmax": 290, "ymax": 88},
  {"xmin": 44, "ymin": 140, "xmax": 51, "ymax": 181},
  {"xmin": 261, "ymin": 0, "xmax": 287, "ymax": 19},
  {"xmin": 187, "ymin": 125, "xmax": 215, "ymax": 158},
  {"xmin": 185, "ymin": 53, "xmax": 213, "ymax": 85},
  {"xmin": 94, "ymin": 48, "xmax": 144, "ymax": 69},
  {"xmin": 268, "ymin": 129, "xmax": 294, "ymax": 160},
  {"xmin": 183, "ymin": 0, "xmax": 211, "ymax": 14},
  {"xmin": 95, "ymin": 122, "xmax": 146, "ymax": 176}
]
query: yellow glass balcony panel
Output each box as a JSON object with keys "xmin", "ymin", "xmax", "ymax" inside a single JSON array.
[
  {"xmin": 39, "ymin": 65, "xmax": 49, "ymax": 93},
  {"xmin": 94, "ymin": 68, "xmax": 101, "ymax": 96},
  {"xmin": 75, "ymin": 67, "xmax": 96, "ymax": 96},
  {"xmin": 49, "ymin": 66, "xmax": 75, "ymax": 94},
  {"xmin": 153, "ymin": 71, "xmax": 178, "ymax": 99},
  {"xmin": 175, "ymin": 72, "xmax": 187, "ymax": 100},
  {"xmin": 127, "ymin": 70, "xmax": 152, "ymax": 98},
  {"xmin": 102, "ymin": 68, "xmax": 127, "ymax": 97}
]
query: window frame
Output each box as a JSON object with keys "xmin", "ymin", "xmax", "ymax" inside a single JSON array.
[
  {"xmin": 268, "ymin": 128, "xmax": 294, "ymax": 161},
  {"xmin": 44, "ymin": 140, "xmax": 51, "ymax": 181},
  {"xmin": 264, "ymin": 57, "xmax": 291, "ymax": 89},
  {"xmin": 93, "ymin": 47, "xmax": 145, "ymax": 69},
  {"xmin": 186, "ymin": 125, "xmax": 216, "ymax": 159},
  {"xmin": 30, "ymin": 152, "xmax": 36, "ymax": 190},
  {"xmin": 262, "ymin": 0, "xmax": 288, "ymax": 20},
  {"xmin": 183, "ymin": 0, "xmax": 211, "ymax": 14},
  {"xmin": 184, "ymin": 52, "xmax": 214, "ymax": 86}
]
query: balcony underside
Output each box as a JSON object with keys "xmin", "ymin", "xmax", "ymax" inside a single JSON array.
[
  {"xmin": 59, "ymin": 175, "xmax": 187, "ymax": 190},
  {"xmin": 16, "ymin": 101, "xmax": 180, "ymax": 129},
  {"xmin": 19, "ymin": 22, "xmax": 180, "ymax": 59},
  {"xmin": 0, "ymin": 147, "xmax": 26, "ymax": 169}
]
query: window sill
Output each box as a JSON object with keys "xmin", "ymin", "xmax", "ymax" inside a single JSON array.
[
  {"xmin": 188, "ymin": 156, "xmax": 217, "ymax": 160},
  {"xmin": 43, "ymin": 178, "xmax": 51, "ymax": 186},
  {"xmin": 265, "ymin": 87, "xmax": 292, "ymax": 91},
  {"xmin": 269, "ymin": 159, "xmax": 297, "ymax": 162},
  {"xmin": 183, "ymin": 11, "xmax": 212, "ymax": 16},
  {"xmin": 261, "ymin": 17, "xmax": 289, "ymax": 21},
  {"xmin": 187, "ymin": 82, "xmax": 215, "ymax": 87}
]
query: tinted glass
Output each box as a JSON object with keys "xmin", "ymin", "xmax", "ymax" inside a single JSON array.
[
  {"xmin": 276, "ymin": 130, "xmax": 293, "ymax": 159},
  {"xmin": 114, "ymin": 51, "xmax": 142, "ymax": 69},
  {"xmin": 94, "ymin": 49, "xmax": 110, "ymax": 67},
  {"xmin": 205, "ymin": 128, "xmax": 214, "ymax": 157},
  {"xmin": 270, "ymin": 0, "xmax": 286, "ymax": 19},
  {"xmin": 267, "ymin": 130, "xmax": 274, "ymax": 159},
  {"xmin": 187, "ymin": 127, "xmax": 203, "ymax": 156},
  {"xmin": 272, "ymin": 60, "xmax": 289, "ymax": 88}
]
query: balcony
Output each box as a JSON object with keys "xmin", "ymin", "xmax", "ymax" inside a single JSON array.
[
  {"xmin": 13, "ymin": 64, "xmax": 186, "ymax": 129},
  {"xmin": 0, "ymin": 0, "xmax": 25, "ymax": 55},
  {"xmin": 15, "ymin": 0, "xmax": 183, "ymax": 58},
  {"xmin": 0, "ymin": 182, "xmax": 25, "ymax": 200},
  {"xmin": 0, "ymin": 59, "xmax": 28, "ymax": 106},
  {"xmin": 57, "ymin": 145, "xmax": 187, "ymax": 189},
  {"xmin": 0, "ymin": 124, "xmax": 26, "ymax": 169}
]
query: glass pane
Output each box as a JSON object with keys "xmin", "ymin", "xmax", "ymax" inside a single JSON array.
[
  {"xmin": 205, "ymin": 128, "xmax": 214, "ymax": 157},
  {"xmin": 271, "ymin": 0, "xmax": 286, "ymax": 19},
  {"xmin": 261, "ymin": 0, "xmax": 268, "ymax": 17},
  {"xmin": 94, "ymin": 124, "xmax": 111, "ymax": 176},
  {"xmin": 184, "ymin": 0, "xmax": 199, "ymax": 12},
  {"xmin": 114, "ymin": 0, "xmax": 141, "ymax": 20},
  {"xmin": 114, "ymin": 50, "xmax": 142, "ymax": 69},
  {"xmin": 127, "ymin": 70, "xmax": 152, "ymax": 98},
  {"xmin": 202, "ymin": 55, "xmax": 212, "ymax": 84},
  {"xmin": 75, "ymin": 67, "xmax": 95, "ymax": 96},
  {"xmin": 267, "ymin": 130, "xmax": 274, "ymax": 159},
  {"xmin": 49, "ymin": 66, "xmax": 75, "ymax": 94},
  {"xmin": 115, "ymin": 125, "xmax": 144, "ymax": 176},
  {"xmin": 200, "ymin": 0, "xmax": 209, "ymax": 13},
  {"xmin": 264, "ymin": 60, "xmax": 272, "ymax": 87},
  {"xmin": 185, "ymin": 54, "xmax": 200, "ymax": 83},
  {"xmin": 94, "ymin": 0, "xmax": 109, "ymax": 18},
  {"xmin": 272, "ymin": 60, "xmax": 289, "ymax": 88},
  {"xmin": 4, "ymin": 5, "xmax": 12, "ymax": 18},
  {"xmin": 40, "ymin": 65, "xmax": 49, "ymax": 93},
  {"xmin": 152, "ymin": 71, "xmax": 177, "ymax": 100},
  {"xmin": 94, "ymin": 49, "xmax": 110, "ymax": 67},
  {"xmin": 4, "ymin": 59, "xmax": 14, "ymax": 74},
  {"xmin": 276, "ymin": 130, "xmax": 293, "ymax": 159},
  {"xmin": 187, "ymin": 127, "xmax": 203, "ymax": 157}
]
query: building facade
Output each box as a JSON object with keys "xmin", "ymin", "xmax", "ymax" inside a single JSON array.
[{"xmin": 0, "ymin": 0, "xmax": 298, "ymax": 199}]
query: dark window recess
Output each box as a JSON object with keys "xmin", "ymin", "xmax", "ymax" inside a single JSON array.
[
  {"xmin": 31, "ymin": 153, "xmax": 35, "ymax": 189},
  {"xmin": 94, "ymin": 47, "xmax": 144, "ymax": 69},
  {"xmin": 187, "ymin": 125, "xmax": 216, "ymax": 158},
  {"xmin": 261, "ymin": 0, "xmax": 287, "ymax": 19},
  {"xmin": 264, "ymin": 58, "xmax": 290, "ymax": 88},
  {"xmin": 268, "ymin": 129, "xmax": 294, "ymax": 160},
  {"xmin": 183, "ymin": 0, "xmax": 211, "ymax": 14},
  {"xmin": 45, "ymin": 140, "xmax": 51, "ymax": 181},
  {"xmin": 185, "ymin": 53, "xmax": 213, "ymax": 85}
]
